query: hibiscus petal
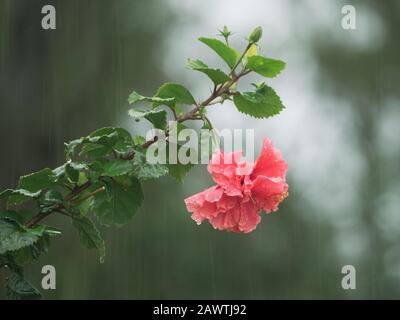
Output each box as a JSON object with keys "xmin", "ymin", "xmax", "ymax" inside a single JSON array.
[
  {"xmin": 237, "ymin": 201, "xmax": 261, "ymax": 233},
  {"xmin": 235, "ymin": 161, "xmax": 254, "ymax": 176},
  {"xmin": 207, "ymin": 149, "xmax": 245, "ymax": 196},
  {"xmin": 251, "ymin": 175, "xmax": 288, "ymax": 213},
  {"xmin": 184, "ymin": 186, "xmax": 222, "ymax": 214},
  {"xmin": 209, "ymin": 206, "xmax": 240, "ymax": 231},
  {"xmin": 185, "ymin": 186, "xmax": 238, "ymax": 224},
  {"xmin": 251, "ymin": 138, "xmax": 288, "ymax": 180},
  {"xmin": 210, "ymin": 200, "xmax": 261, "ymax": 233}
]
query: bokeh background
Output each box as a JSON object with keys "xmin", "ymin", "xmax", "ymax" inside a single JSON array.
[{"xmin": 1, "ymin": 0, "xmax": 399, "ymax": 299}]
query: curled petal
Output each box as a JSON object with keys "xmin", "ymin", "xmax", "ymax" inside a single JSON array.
[
  {"xmin": 209, "ymin": 200, "xmax": 261, "ymax": 233},
  {"xmin": 184, "ymin": 186, "xmax": 238, "ymax": 225},
  {"xmin": 208, "ymin": 149, "xmax": 246, "ymax": 196},
  {"xmin": 251, "ymin": 175, "xmax": 288, "ymax": 213},
  {"xmin": 251, "ymin": 138, "xmax": 288, "ymax": 180}
]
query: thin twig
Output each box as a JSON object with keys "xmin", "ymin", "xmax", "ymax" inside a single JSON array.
[
  {"xmin": 25, "ymin": 181, "xmax": 93, "ymax": 227},
  {"xmin": 25, "ymin": 212, "xmax": 52, "ymax": 228},
  {"xmin": 229, "ymin": 43, "xmax": 251, "ymax": 77},
  {"xmin": 71, "ymin": 186, "xmax": 105, "ymax": 205}
]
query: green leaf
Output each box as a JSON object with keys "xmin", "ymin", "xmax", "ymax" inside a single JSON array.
[
  {"xmin": 65, "ymin": 138, "xmax": 84, "ymax": 160},
  {"xmin": 132, "ymin": 135, "xmax": 146, "ymax": 146},
  {"xmin": 86, "ymin": 161, "xmax": 103, "ymax": 182},
  {"xmin": 155, "ymin": 83, "xmax": 196, "ymax": 106},
  {"xmin": 187, "ymin": 59, "xmax": 231, "ymax": 85},
  {"xmin": 80, "ymin": 127, "xmax": 133, "ymax": 158},
  {"xmin": 73, "ymin": 182, "xmax": 103, "ymax": 215},
  {"xmin": 0, "ymin": 220, "xmax": 44, "ymax": 254},
  {"xmin": 233, "ymin": 83, "xmax": 284, "ymax": 119},
  {"xmin": 65, "ymin": 169, "xmax": 77, "ymax": 184},
  {"xmin": 167, "ymin": 144, "xmax": 194, "ymax": 182},
  {"xmin": 80, "ymin": 143, "xmax": 111, "ymax": 158},
  {"xmin": 198, "ymin": 37, "xmax": 240, "ymax": 69},
  {"xmin": 101, "ymin": 128, "xmax": 133, "ymax": 154},
  {"xmin": 0, "ymin": 210, "xmax": 22, "ymax": 224},
  {"xmin": 18, "ymin": 168, "xmax": 57, "ymax": 191},
  {"xmin": 1, "ymin": 189, "xmax": 42, "ymax": 208},
  {"xmin": 18, "ymin": 168, "xmax": 56, "ymax": 192},
  {"xmin": 132, "ymin": 151, "xmax": 169, "ymax": 180},
  {"xmin": 102, "ymin": 159, "xmax": 134, "ymax": 177},
  {"xmin": 7, "ymin": 168, "xmax": 56, "ymax": 206},
  {"xmin": 174, "ymin": 105, "xmax": 185, "ymax": 116},
  {"xmin": 86, "ymin": 127, "xmax": 131, "ymax": 145},
  {"xmin": 0, "ymin": 189, "xmax": 41, "ymax": 199},
  {"xmin": 72, "ymin": 216, "xmax": 105, "ymax": 262},
  {"xmin": 77, "ymin": 171, "xmax": 89, "ymax": 186},
  {"xmin": 80, "ymin": 128, "xmax": 118, "ymax": 158},
  {"xmin": 52, "ymin": 162, "xmax": 87, "ymax": 188},
  {"xmin": 0, "ymin": 210, "xmax": 33, "ymax": 225},
  {"xmin": 6, "ymin": 271, "xmax": 41, "ymax": 300},
  {"xmin": 52, "ymin": 165, "xmax": 66, "ymax": 182},
  {"xmin": 38, "ymin": 190, "xmax": 64, "ymax": 213},
  {"xmin": 245, "ymin": 55, "xmax": 286, "ymax": 78},
  {"xmin": 200, "ymin": 126, "xmax": 220, "ymax": 161},
  {"xmin": 91, "ymin": 177, "xmax": 143, "ymax": 227},
  {"xmin": 167, "ymin": 162, "xmax": 193, "ymax": 182},
  {"xmin": 10, "ymin": 234, "xmax": 50, "ymax": 266},
  {"xmin": 65, "ymin": 162, "xmax": 87, "ymax": 184},
  {"xmin": 135, "ymin": 164, "xmax": 169, "ymax": 180},
  {"xmin": 128, "ymin": 91, "xmax": 175, "ymax": 107},
  {"xmin": 128, "ymin": 108, "xmax": 167, "ymax": 130}
]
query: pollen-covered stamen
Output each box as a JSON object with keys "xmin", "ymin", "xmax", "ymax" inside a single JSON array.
[{"xmin": 274, "ymin": 191, "xmax": 289, "ymax": 204}]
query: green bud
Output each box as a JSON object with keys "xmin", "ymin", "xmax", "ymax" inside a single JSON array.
[
  {"xmin": 218, "ymin": 25, "xmax": 233, "ymax": 44},
  {"xmin": 249, "ymin": 26, "xmax": 263, "ymax": 43},
  {"xmin": 219, "ymin": 25, "xmax": 231, "ymax": 37},
  {"xmin": 251, "ymin": 81, "xmax": 267, "ymax": 94}
]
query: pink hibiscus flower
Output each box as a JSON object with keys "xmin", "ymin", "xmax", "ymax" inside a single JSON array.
[{"xmin": 184, "ymin": 138, "xmax": 288, "ymax": 233}]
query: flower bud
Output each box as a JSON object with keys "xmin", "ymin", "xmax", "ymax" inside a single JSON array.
[
  {"xmin": 249, "ymin": 26, "xmax": 262, "ymax": 43},
  {"xmin": 219, "ymin": 25, "xmax": 233, "ymax": 43}
]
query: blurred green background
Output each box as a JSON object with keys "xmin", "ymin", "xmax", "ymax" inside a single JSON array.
[{"xmin": 1, "ymin": 0, "xmax": 399, "ymax": 299}]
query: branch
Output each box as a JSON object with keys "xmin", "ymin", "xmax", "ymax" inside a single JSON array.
[
  {"xmin": 70, "ymin": 186, "xmax": 105, "ymax": 205},
  {"xmin": 23, "ymin": 47, "xmax": 252, "ymax": 229},
  {"xmin": 25, "ymin": 212, "xmax": 53, "ymax": 228},
  {"xmin": 25, "ymin": 181, "xmax": 93, "ymax": 228},
  {"xmin": 177, "ymin": 72, "xmax": 244, "ymax": 123}
]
